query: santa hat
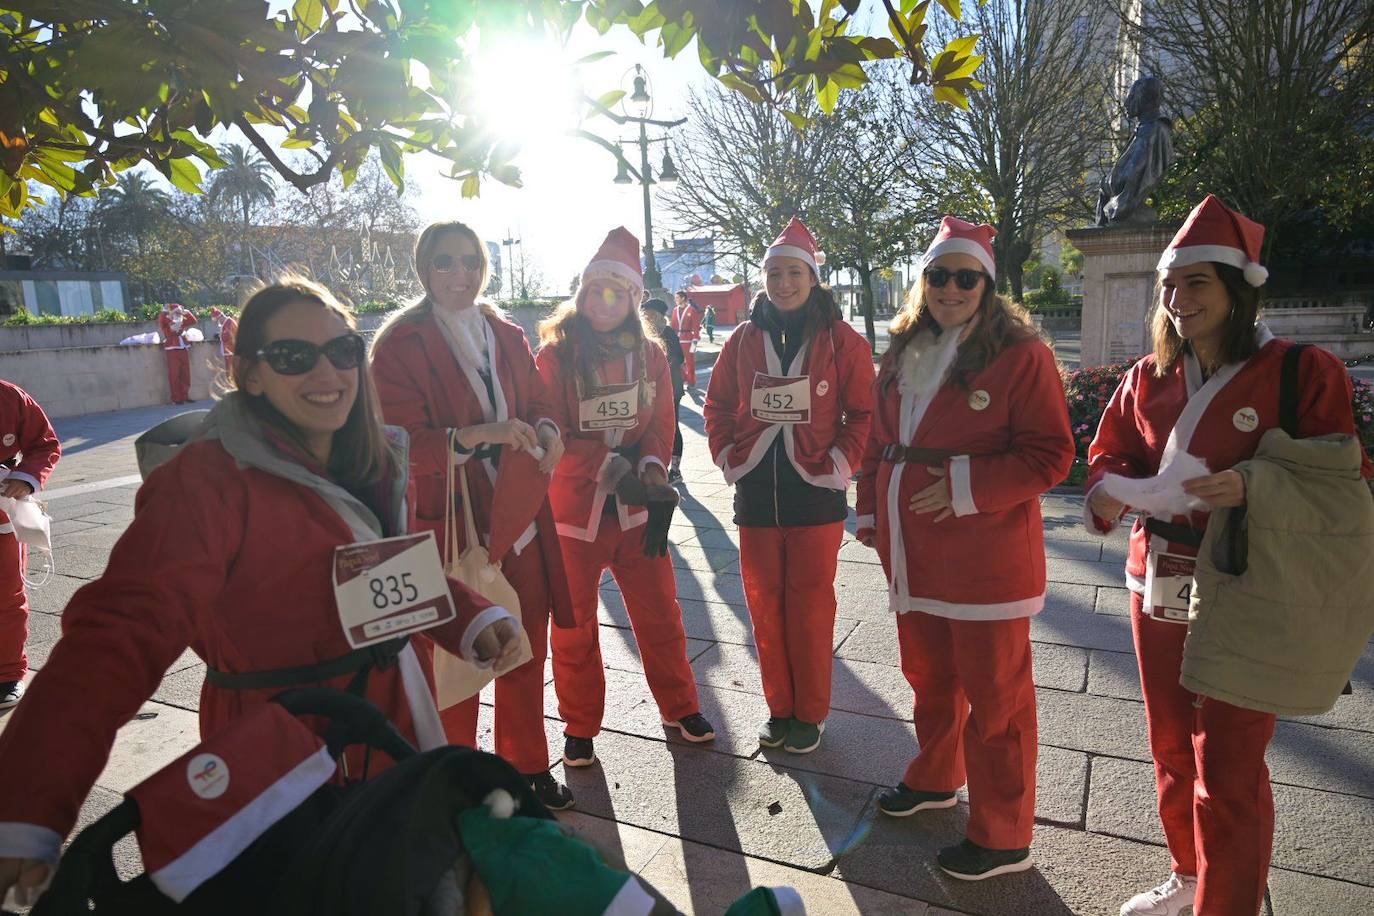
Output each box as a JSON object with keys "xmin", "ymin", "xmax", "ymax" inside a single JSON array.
[
  {"xmin": 764, "ymin": 217, "xmax": 826, "ymax": 274},
  {"xmin": 1157, "ymin": 194, "xmax": 1268, "ymax": 286},
  {"xmin": 581, "ymin": 227, "xmax": 644, "ymax": 300},
  {"xmin": 921, "ymin": 216, "xmax": 997, "ymax": 280}
]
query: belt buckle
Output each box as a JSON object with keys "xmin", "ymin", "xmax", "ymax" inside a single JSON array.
[{"xmin": 882, "ymin": 444, "xmax": 901, "ymax": 462}]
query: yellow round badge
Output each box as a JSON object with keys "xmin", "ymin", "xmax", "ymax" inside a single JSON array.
[{"xmin": 968, "ymin": 389, "xmax": 991, "ymax": 411}]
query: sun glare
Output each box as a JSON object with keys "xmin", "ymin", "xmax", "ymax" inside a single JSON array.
[{"xmin": 473, "ymin": 37, "xmax": 582, "ymax": 148}]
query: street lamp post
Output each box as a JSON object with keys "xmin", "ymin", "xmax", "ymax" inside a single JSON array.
[
  {"xmin": 501, "ymin": 232, "xmax": 521, "ymax": 298},
  {"xmin": 600, "ymin": 65, "xmax": 684, "ymax": 295}
]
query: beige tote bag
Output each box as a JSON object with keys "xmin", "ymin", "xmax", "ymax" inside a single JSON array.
[{"xmin": 431, "ymin": 432, "xmax": 531, "ymax": 710}]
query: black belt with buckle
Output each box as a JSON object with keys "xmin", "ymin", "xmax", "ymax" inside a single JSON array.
[{"xmin": 880, "ymin": 444, "xmax": 956, "ymax": 465}]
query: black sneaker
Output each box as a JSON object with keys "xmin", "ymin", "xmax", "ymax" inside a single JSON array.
[
  {"xmin": 0, "ymin": 680, "xmax": 22, "ymax": 710},
  {"xmin": 563, "ymin": 735, "xmax": 596, "ymax": 767},
  {"xmin": 758, "ymin": 716, "xmax": 790, "ymax": 748},
  {"xmin": 877, "ymin": 783, "xmax": 958, "ymax": 817},
  {"xmin": 664, "ymin": 713, "xmax": 715, "ymax": 743},
  {"xmin": 937, "ymin": 838, "xmax": 1032, "ymax": 881},
  {"xmin": 527, "ymin": 770, "xmax": 575, "ymax": 811},
  {"xmin": 668, "ymin": 466, "xmax": 684, "ymax": 483}
]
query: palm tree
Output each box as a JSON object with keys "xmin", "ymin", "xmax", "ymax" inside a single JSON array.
[
  {"xmin": 209, "ymin": 142, "xmax": 277, "ymax": 274},
  {"xmin": 99, "ymin": 171, "xmax": 171, "ymax": 300}
]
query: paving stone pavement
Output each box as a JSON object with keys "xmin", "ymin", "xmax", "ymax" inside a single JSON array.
[{"xmin": 2, "ymin": 393, "xmax": 1372, "ymax": 915}]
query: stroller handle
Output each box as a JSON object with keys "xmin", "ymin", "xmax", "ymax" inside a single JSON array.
[{"xmin": 271, "ymin": 688, "xmax": 418, "ymax": 763}]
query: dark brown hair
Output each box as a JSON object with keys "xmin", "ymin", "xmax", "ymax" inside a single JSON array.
[
  {"xmin": 1151, "ymin": 261, "xmax": 1261, "ymax": 375},
  {"xmin": 880, "ymin": 273, "xmax": 1040, "ymax": 392},
  {"xmin": 230, "ymin": 275, "xmax": 393, "ymax": 487}
]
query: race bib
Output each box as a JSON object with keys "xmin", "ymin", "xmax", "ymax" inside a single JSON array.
[
  {"xmin": 1144, "ymin": 550, "xmax": 1196, "ymax": 624},
  {"xmin": 333, "ymin": 531, "xmax": 456, "ymax": 649},
  {"xmin": 579, "ymin": 382, "xmax": 639, "ymax": 431},
  {"xmin": 750, "ymin": 373, "xmax": 811, "ymax": 424}
]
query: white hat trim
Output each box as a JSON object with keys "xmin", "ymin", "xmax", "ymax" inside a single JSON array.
[
  {"xmin": 582, "ymin": 259, "xmax": 644, "ymax": 293},
  {"xmin": 1156, "ymin": 244, "xmax": 1267, "ymax": 286},
  {"xmin": 764, "ymin": 244, "xmax": 818, "ymax": 272},
  {"xmin": 922, "ymin": 237, "xmax": 996, "ymax": 280}
]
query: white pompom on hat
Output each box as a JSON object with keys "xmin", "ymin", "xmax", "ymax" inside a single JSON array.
[
  {"xmin": 764, "ymin": 217, "xmax": 821, "ymax": 275},
  {"xmin": 921, "ymin": 216, "xmax": 998, "ymax": 280},
  {"xmin": 581, "ymin": 227, "xmax": 645, "ymax": 301},
  {"xmin": 1157, "ymin": 194, "xmax": 1268, "ymax": 287}
]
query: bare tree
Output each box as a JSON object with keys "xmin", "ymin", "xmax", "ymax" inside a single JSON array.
[
  {"xmin": 901, "ymin": 0, "xmax": 1115, "ymax": 299},
  {"xmin": 509, "ymin": 246, "xmax": 548, "ymax": 300},
  {"xmin": 1123, "ymin": 0, "xmax": 1374, "ymax": 259}
]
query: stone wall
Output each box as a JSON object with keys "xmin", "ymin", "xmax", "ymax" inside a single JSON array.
[{"xmin": 1066, "ymin": 224, "xmax": 1180, "ymax": 368}]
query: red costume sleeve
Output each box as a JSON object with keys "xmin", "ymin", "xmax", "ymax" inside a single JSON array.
[
  {"xmin": 534, "ymin": 344, "xmax": 611, "ymax": 482},
  {"xmin": 703, "ymin": 328, "xmax": 742, "ymax": 468},
  {"xmin": 638, "ymin": 343, "xmax": 674, "ymax": 471},
  {"xmin": 1296, "ymin": 346, "xmax": 1374, "ymax": 479},
  {"xmin": 855, "ymin": 378, "xmax": 886, "ymax": 535},
  {"xmin": 371, "ymin": 333, "xmax": 451, "ymax": 481},
  {"xmin": 831, "ymin": 325, "xmax": 876, "ymax": 477},
  {"xmin": 11, "ymin": 386, "xmax": 60, "ymax": 488}
]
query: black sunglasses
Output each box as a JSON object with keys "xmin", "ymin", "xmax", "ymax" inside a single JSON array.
[
  {"xmin": 430, "ymin": 253, "xmax": 484, "ymax": 273},
  {"xmin": 256, "ymin": 334, "xmax": 365, "ymax": 376},
  {"xmin": 923, "ymin": 266, "xmax": 987, "ymax": 291}
]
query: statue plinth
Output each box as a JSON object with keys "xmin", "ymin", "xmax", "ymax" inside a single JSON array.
[{"xmin": 1067, "ymin": 223, "xmax": 1181, "ymax": 367}]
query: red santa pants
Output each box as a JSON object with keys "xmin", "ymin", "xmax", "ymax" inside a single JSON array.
[
  {"xmin": 0, "ymin": 523, "xmax": 27, "ymax": 681},
  {"xmin": 896, "ymin": 611, "xmax": 1038, "ymax": 850},
  {"xmin": 681, "ymin": 343, "xmax": 696, "ymax": 388},
  {"xmin": 738, "ymin": 521, "xmax": 843, "ymax": 724},
  {"xmin": 164, "ymin": 348, "xmax": 191, "ymax": 403},
  {"xmin": 551, "ymin": 520, "xmax": 699, "ymax": 738},
  {"xmin": 1131, "ymin": 592, "xmax": 1276, "ymax": 915},
  {"xmin": 440, "ymin": 539, "xmax": 552, "ymax": 776}
]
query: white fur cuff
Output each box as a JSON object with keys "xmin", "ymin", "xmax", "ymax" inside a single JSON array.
[{"xmin": 949, "ymin": 454, "xmax": 977, "ymax": 517}]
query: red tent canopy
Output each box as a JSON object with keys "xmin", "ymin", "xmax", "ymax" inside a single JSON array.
[{"xmin": 685, "ymin": 283, "xmax": 749, "ymax": 325}]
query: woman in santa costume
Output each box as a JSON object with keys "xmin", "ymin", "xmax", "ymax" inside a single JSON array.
[
  {"xmin": 1087, "ymin": 195, "xmax": 1372, "ymax": 916},
  {"xmin": 371, "ymin": 220, "xmax": 577, "ymax": 810},
  {"xmin": 535, "ymin": 227, "xmax": 715, "ymax": 769},
  {"xmin": 0, "ymin": 277, "xmax": 521, "ymax": 905},
  {"xmin": 158, "ymin": 303, "xmax": 198, "ymax": 404},
  {"xmin": 0, "ymin": 380, "xmax": 60, "ymax": 711},
  {"xmin": 211, "ymin": 306, "xmax": 238, "ymax": 375},
  {"xmin": 671, "ymin": 290, "xmax": 703, "ymax": 391},
  {"xmin": 704, "ymin": 217, "xmax": 875, "ymax": 755},
  {"xmin": 855, "ymin": 216, "xmax": 1073, "ymax": 881}
]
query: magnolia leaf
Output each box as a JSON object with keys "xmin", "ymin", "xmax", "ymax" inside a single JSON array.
[
  {"xmin": 936, "ymin": 0, "xmax": 960, "ymax": 18},
  {"xmin": 166, "ymin": 157, "xmax": 203, "ymax": 194},
  {"xmin": 782, "ymin": 109, "xmax": 809, "ymax": 130},
  {"xmin": 933, "ymin": 84, "xmax": 970, "ymax": 109},
  {"xmin": 594, "ymin": 89, "xmax": 627, "ymax": 111},
  {"xmin": 945, "ymin": 34, "xmax": 979, "ymax": 57},
  {"xmin": 293, "ymin": 0, "xmax": 324, "ymax": 29},
  {"xmin": 574, "ymin": 50, "xmax": 617, "ymax": 65},
  {"xmin": 815, "ymin": 76, "xmax": 839, "ymax": 113},
  {"xmin": 461, "ymin": 174, "xmax": 480, "ymax": 198}
]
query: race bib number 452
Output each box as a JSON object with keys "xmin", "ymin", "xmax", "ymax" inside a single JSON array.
[
  {"xmin": 333, "ymin": 531, "xmax": 456, "ymax": 648},
  {"xmin": 579, "ymin": 382, "xmax": 639, "ymax": 431},
  {"xmin": 750, "ymin": 373, "xmax": 811, "ymax": 424}
]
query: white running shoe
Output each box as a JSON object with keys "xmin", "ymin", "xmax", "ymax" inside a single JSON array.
[{"xmin": 1120, "ymin": 873, "xmax": 1198, "ymax": 916}]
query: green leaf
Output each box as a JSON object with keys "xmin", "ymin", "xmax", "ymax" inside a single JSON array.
[
  {"xmin": 461, "ymin": 174, "xmax": 480, "ymax": 198},
  {"xmin": 575, "ymin": 50, "xmax": 617, "ymax": 66},
  {"xmin": 594, "ymin": 89, "xmax": 626, "ymax": 111},
  {"xmin": 933, "ymin": 85, "xmax": 970, "ymax": 109},
  {"xmin": 815, "ymin": 76, "xmax": 839, "ymax": 113},
  {"xmin": 781, "ymin": 109, "xmax": 809, "ymax": 130},
  {"xmin": 945, "ymin": 34, "xmax": 979, "ymax": 57},
  {"xmin": 166, "ymin": 157, "xmax": 203, "ymax": 194},
  {"xmin": 935, "ymin": 0, "xmax": 960, "ymax": 17},
  {"xmin": 293, "ymin": 0, "xmax": 325, "ymax": 31}
]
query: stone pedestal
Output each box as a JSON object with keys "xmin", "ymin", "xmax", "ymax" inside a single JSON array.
[{"xmin": 1066, "ymin": 223, "xmax": 1180, "ymax": 367}]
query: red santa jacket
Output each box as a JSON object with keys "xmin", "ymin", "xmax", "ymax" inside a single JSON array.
[
  {"xmin": 1086, "ymin": 331, "xmax": 1372, "ymax": 591},
  {"xmin": 856, "ymin": 336, "xmax": 1073, "ymax": 619},
  {"xmin": 704, "ymin": 318, "xmax": 874, "ymax": 491},
  {"xmin": 218, "ymin": 316, "xmax": 238, "ymax": 358},
  {"xmin": 0, "ymin": 380, "xmax": 60, "ymax": 494},
  {"xmin": 0, "ymin": 438, "xmax": 501, "ymax": 852},
  {"xmin": 371, "ymin": 306, "xmax": 574, "ymax": 626},
  {"xmin": 158, "ymin": 309, "xmax": 197, "ymax": 349},
  {"xmin": 535, "ymin": 340, "xmax": 674, "ymax": 541},
  {"xmin": 672, "ymin": 302, "xmax": 702, "ymax": 345}
]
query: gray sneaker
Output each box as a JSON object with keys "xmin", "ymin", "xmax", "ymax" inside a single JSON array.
[
  {"xmin": 783, "ymin": 719, "xmax": 825, "ymax": 754},
  {"xmin": 758, "ymin": 716, "xmax": 790, "ymax": 748},
  {"xmin": 0, "ymin": 680, "xmax": 22, "ymax": 711}
]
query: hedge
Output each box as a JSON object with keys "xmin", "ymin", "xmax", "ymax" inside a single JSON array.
[{"xmin": 1060, "ymin": 361, "xmax": 1374, "ymax": 486}]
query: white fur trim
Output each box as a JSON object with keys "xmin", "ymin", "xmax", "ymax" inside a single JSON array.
[
  {"xmin": 948, "ymin": 454, "xmax": 976, "ymax": 517},
  {"xmin": 1242, "ymin": 262, "xmax": 1269, "ymax": 286},
  {"xmin": 764, "ymin": 243, "xmax": 818, "ymax": 274},
  {"xmin": 1157, "ymin": 244, "xmax": 1249, "ymax": 275},
  {"xmin": 5, "ymin": 472, "xmax": 40, "ymax": 493},
  {"xmin": 856, "ymin": 513, "xmax": 875, "ymax": 530},
  {"xmin": 637, "ymin": 455, "xmax": 666, "ymax": 477},
  {"xmin": 922, "ymin": 238, "xmax": 996, "ymax": 280},
  {"xmin": 603, "ymin": 876, "xmax": 658, "ymax": 916},
  {"xmin": 891, "ymin": 590, "xmax": 1044, "ymax": 620},
  {"xmin": 0, "ymin": 823, "xmax": 61, "ymax": 862},
  {"xmin": 582, "ymin": 260, "xmax": 644, "ymax": 297},
  {"xmin": 459, "ymin": 605, "xmax": 517, "ymax": 668},
  {"xmin": 535, "ymin": 418, "xmax": 560, "ymax": 440}
]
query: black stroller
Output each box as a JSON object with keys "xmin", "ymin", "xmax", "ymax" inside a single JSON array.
[{"xmin": 26, "ymin": 689, "xmax": 553, "ymax": 916}]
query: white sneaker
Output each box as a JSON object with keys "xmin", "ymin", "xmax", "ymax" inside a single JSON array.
[{"xmin": 1120, "ymin": 873, "xmax": 1197, "ymax": 916}]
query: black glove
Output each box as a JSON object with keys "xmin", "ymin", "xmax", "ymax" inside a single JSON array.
[
  {"xmin": 641, "ymin": 485, "xmax": 679, "ymax": 558},
  {"xmin": 603, "ymin": 455, "xmax": 648, "ymax": 506}
]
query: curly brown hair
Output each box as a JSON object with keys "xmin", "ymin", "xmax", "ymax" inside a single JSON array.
[{"xmin": 537, "ymin": 287, "xmax": 654, "ymax": 407}]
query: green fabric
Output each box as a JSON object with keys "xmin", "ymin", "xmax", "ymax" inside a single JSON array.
[
  {"xmin": 1184, "ymin": 429, "xmax": 1374, "ymax": 715},
  {"xmin": 457, "ymin": 807, "xmax": 634, "ymax": 915}
]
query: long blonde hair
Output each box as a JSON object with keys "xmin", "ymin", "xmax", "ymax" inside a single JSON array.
[
  {"xmin": 881, "ymin": 276, "xmax": 1040, "ymax": 393},
  {"xmin": 538, "ymin": 285, "xmax": 653, "ymax": 406},
  {"xmin": 372, "ymin": 220, "xmax": 494, "ymax": 351}
]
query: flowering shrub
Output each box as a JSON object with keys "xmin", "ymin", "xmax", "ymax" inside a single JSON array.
[{"xmin": 1354, "ymin": 378, "xmax": 1374, "ymax": 459}]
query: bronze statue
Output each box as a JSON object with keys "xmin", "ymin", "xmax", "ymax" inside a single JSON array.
[{"xmin": 1095, "ymin": 76, "xmax": 1173, "ymax": 226}]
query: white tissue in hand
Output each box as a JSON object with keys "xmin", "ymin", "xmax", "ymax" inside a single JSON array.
[{"xmin": 1101, "ymin": 452, "xmax": 1211, "ymax": 516}]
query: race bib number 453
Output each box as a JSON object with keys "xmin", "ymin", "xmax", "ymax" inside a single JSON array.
[
  {"xmin": 579, "ymin": 382, "xmax": 639, "ymax": 431},
  {"xmin": 333, "ymin": 531, "xmax": 456, "ymax": 648},
  {"xmin": 750, "ymin": 373, "xmax": 811, "ymax": 424}
]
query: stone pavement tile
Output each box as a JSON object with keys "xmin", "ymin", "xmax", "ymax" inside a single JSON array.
[
  {"xmin": 1093, "ymin": 586, "xmax": 1132, "ymax": 617},
  {"xmin": 55, "ymin": 523, "xmax": 127, "ymax": 551},
  {"xmin": 594, "ymin": 625, "xmax": 715, "ymax": 675},
  {"xmin": 668, "ymin": 544, "xmax": 741, "ymax": 574},
  {"xmin": 1043, "ymin": 537, "xmax": 1103, "ymax": 562},
  {"xmin": 673, "ymin": 525, "xmax": 740, "ymax": 552},
  {"xmin": 1045, "ymin": 557, "xmax": 1124, "ymax": 588},
  {"xmin": 50, "ymin": 544, "xmax": 112, "ymax": 580},
  {"xmin": 28, "ymin": 574, "xmax": 88, "ymax": 615},
  {"xmin": 836, "ymin": 539, "xmax": 883, "ymax": 566},
  {"xmin": 21, "ymin": 609, "xmax": 64, "ymax": 669},
  {"xmin": 1031, "ymin": 643, "xmax": 1088, "ymax": 693},
  {"xmin": 67, "ymin": 506, "xmax": 135, "ymax": 527},
  {"xmin": 91, "ymin": 701, "xmax": 201, "ymax": 795},
  {"xmin": 634, "ymin": 826, "xmax": 931, "ymax": 915},
  {"xmin": 1036, "ymin": 688, "xmax": 1151, "ymax": 762},
  {"xmin": 152, "ymin": 662, "xmax": 207, "ymax": 713},
  {"xmin": 49, "ymin": 518, "xmax": 101, "ymax": 537},
  {"xmin": 833, "ymin": 619, "xmax": 898, "ymax": 667},
  {"xmin": 1268, "ymin": 720, "xmax": 1374, "ymax": 799},
  {"xmin": 834, "ymin": 808, "xmax": 1168, "ymax": 916},
  {"xmin": 1085, "ymin": 649, "xmax": 1142, "ymax": 702},
  {"xmin": 833, "ymin": 560, "xmax": 889, "ymax": 593},
  {"xmin": 598, "ymin": 588, "xmax": 756, "ymax": 647},
  {"xmin": 44, "ymin": 495, "xmax": 128, "ymax": 522},
  {"xmin": 72, "ymin": 784, "xmax": 145, "ymax": 881},
  {"xmin": 691, "ymin": 642, "xmax": 911, "ymax": 721},
  {"xmin": 556, "ymin": 811, "xmax": 672, "ymax": 873},
  {"xmin": 1087, "ymin": 754, "xmax": 1374, "ymax": 886},
  {"xmin": 1268, "ymin": 865, "xmax": 1374, "ymax": 916},
  {"xmin": 670, "ymin": 510, "xmax": 729, "ymax": 532},
  {"xmin": 559, "ymin": 729, "xmax": 875, "ymax": 871},
  {"xmin": 834, "ymin": 581, "xmax": 895, "ymax": 623},
  {"xmin": 1100, "ymin": 539, "xmax": 1128, "ymax": 567},
  {"xmin": 648, "ymin": 570, "xmax": 747, "ymax": 608},
  {"xmin": 1033, "ymin": 588, "xmax": 1134, "ymax": 654}
]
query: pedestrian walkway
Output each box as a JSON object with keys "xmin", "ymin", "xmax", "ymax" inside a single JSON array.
[{"xmin": 2, "ymin": 399, "xmax": 1371, "ymax": 914}]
